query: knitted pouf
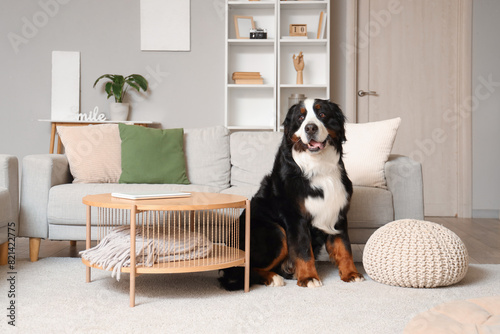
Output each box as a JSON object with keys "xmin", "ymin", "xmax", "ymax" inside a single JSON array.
[{"xmin": 363, "ymin": 219, "xmax": 469, "ymax": 288}]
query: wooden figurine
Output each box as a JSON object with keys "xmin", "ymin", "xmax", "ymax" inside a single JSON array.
[{"xmin": 293, "ymin": 51, "xmax": 304, "ymax": 85}]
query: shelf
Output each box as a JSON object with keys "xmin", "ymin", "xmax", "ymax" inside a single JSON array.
[
  {"xmin": 228, "ymin": 1, "xmax": 275, "ymax": 10},
  {"xmin": 228, "ymin": 84, "xmax": 274, "ymax": 88},
  {"xmin": 280, "ymin": 39, "xmax": 327, "ymax": 46},
  {"xmin": 39, "ymin": 119, "xmax": 157, "ymax": 124},
  {"xmin": 280, "ymin": 0, "xmax": 327, "ymax": 10},
  {"xmin": 280, "ymin": 84, "xmax": 327, "ymax": 88},
  {"xmin": 83, "ymin": 247, "xmax": 246, "ymax": 274},
  {"xmin": 228, "ymin": 39, "xmax": 275, "ymax": 46}
]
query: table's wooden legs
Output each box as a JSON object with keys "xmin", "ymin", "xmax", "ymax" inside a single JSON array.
[
  {"xmin": 57, "ymin": 136, "xmax": 63, "ymax": 154},
  {"xmin": 130, "ymin": 206, "xmax": 137, "ymax": 307},
  {"xmin": 49, "ymin": 123, "xmax": 56, "ymax": 154},
  {"xmin": 244, "ymin": 200, "xmax": 251, "ymax": 293},
  {"xmin": 86, "ymin": 205, "xmax": 91, "ymax": 283}
]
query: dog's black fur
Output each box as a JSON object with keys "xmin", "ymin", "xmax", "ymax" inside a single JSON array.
[{"xmin": 219, "ymin": 99, "xmax": 363, "ymax": 290}]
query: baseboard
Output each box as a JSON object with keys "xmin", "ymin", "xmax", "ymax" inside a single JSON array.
[{"xmin": 472, "ymin": 209, "xmax": 500, "ymax": 219}]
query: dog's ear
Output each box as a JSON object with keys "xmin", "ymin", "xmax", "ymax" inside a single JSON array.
[
  {"xmin": 282, "ymin": 104, "xmax": 298, "ymax": 138},
  {"xmin": 328, "ymin": 101, "xmax": 347, "ymax": 143}
]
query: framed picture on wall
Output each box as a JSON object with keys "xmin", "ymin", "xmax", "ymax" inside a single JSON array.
[
  {"xmin": 234, "ymin": 15, "xmax": 255, "ymax": 39},
  {"xmin": 140, "ymin": 0, "xmax": 191, "ymax": 51}
]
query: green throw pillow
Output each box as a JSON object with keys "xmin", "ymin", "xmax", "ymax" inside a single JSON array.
[{"xmin": 118, "ymin": 124, "xmax": 190, "ymax": 184}]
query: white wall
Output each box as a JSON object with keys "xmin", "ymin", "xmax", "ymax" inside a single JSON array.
[
  {"xmin": 472, "ymin": 0, "xmax": 500, "ymax": 218},
  {"xmin": 0, "ymin": 0, "xmax": 225, "ymax": 160}
]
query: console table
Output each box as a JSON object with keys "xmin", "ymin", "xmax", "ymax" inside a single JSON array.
[
  {"xmin": 82, "ymin": 192, "xmax": 251, "ymax": 307},
  {"xmin": 39, "ymin": 120, "xmax": 158, "ymax": 154}
]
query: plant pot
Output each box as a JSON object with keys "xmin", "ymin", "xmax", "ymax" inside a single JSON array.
[{"xmin": 109, "ymin": 102, "xmax": 130, "ymax": 121}]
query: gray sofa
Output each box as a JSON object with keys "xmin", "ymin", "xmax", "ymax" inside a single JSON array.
[
  {"xmin": 0, "ymin": 155, "xmax": 19, "ymax": 265},
  {"xmin": 19, "ymin": 126, "xmax": 424, "ymax": 261}
]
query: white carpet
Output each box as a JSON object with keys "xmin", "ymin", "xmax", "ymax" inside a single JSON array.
[{"xmin": 1, "ymin": 258, "xmax": 500, "ymax": 333}]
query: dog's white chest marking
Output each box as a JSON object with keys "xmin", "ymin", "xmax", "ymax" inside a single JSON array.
[{"xmin": 292, "ymin": 147, "xmax": 348, "ymax": 235}]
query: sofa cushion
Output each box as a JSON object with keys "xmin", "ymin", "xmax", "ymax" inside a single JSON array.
[
  {"xmin": 184, "ymin": 126, "xmax": 230, "ymax": 189},
  {"xmin": 118, "ymin": 124, "xmax": 189, "ymax": 184},
  {"xmin": 57, "ymin": 124, "xmax": 122, "ymax": 183},
  {"xmin": 230, "ymin": 131, "xmax": 283, "ymax": 187},
  {"xmin": 48, "ymin": 183, "xmax": 225, "ymax": 226},
  {"xmin": 343, "ymin": 118, "xmax": 401, "ymax": 189},
  {"xmin": 348, "ymin": 186, "xmax": 394, "ymax": 228}
]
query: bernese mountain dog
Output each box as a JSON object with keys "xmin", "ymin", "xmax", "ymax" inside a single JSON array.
[{"xmin": 219, "ymin": 98, "xmax": 364, "ymax": 290}]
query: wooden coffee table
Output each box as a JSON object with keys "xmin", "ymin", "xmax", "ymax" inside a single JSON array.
[{"xmin": 82, "ymin": 192, "xmax": 250, "ymax": 307}]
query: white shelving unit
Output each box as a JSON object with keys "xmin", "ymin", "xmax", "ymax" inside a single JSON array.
[{"xmin": 225, "ymin": 0, "xmax": 330, "ymax": 131}]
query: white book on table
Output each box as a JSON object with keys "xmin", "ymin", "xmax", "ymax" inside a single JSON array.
[{"xmin": 111, "ymin": 192, "xmax": 191, "ymax": 200}]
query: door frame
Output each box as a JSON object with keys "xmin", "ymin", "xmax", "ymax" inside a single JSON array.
[{"xmin": 345, "ymin": 0, "xmax": 472, "ymax": 218}]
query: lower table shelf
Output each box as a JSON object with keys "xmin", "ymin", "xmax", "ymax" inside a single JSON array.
[{"xmin": 82, "ymin": 246, "xmax": 245, "ymax": 274}]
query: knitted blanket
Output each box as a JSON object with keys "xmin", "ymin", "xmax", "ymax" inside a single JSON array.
[{"xmin": 80, "ymin": 225, "xmax": 213, "ymax": 281}]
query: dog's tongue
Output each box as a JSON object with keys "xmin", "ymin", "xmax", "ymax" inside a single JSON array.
[{"xmin": 308, "ymin": 140, "xmax": 325, "ymax": 150}]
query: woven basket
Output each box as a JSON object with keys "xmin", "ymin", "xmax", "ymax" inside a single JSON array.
[{"xmin": 363, "ymin": 219, "xmax": 469, "ymax": 288}]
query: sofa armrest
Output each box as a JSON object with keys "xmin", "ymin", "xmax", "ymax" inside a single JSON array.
[
  {"xmin": 0, "ymin": 155, "xmax": 19, "ymax": 225},
  {"xmin": 19, "ymin": 154, "xmax": 71, "ymax": 238},
  {"xmin": 385, "ymin": 155, "xmax": 424, "ymax": 220}
]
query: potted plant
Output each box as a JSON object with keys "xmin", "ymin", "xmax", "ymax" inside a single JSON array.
[{"xmin": 93, "ymin": 74, "xmax": 148, "ymax": 121}]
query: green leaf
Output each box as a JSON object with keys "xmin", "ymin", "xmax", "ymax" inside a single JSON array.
[
  {"xmin": 93, "ymin": 74, "xmax": 115, "ymax": 87},
  {"xmin": 126, "ymin": 80, "xmax": 141, "ymax": 92},
  {"xmin": 126, "ymin": 74, "xmax": 148, "ymax": 91},
  {"xmin": 104, "ymin": 82, "xmax": 113, "ymax": 98}
]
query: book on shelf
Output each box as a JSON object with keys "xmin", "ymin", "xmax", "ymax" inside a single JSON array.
[
  {"xmin": 317, "ymin": 11, "xmax": 327, "ymax": 39},
  {"xmin": 111, "ymin": 192, "xmax": 191, "ymax": 200},
  {"xmin": 234, "ymin": 78, "xmax": 264, "ymax": 84},
  {"xmin": 232, "ymin": 72, "xmax": 262, "ymax": 79},
  {"xmin": 233, "ymin": 72, "xmax": 260, "ymax": 76},
  {"xmin": 232, "ymin": 71, "xmax": 263, "ymax": 84}
]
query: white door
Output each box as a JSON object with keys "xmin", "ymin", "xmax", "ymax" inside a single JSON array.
[{"xmin": 354, "ymin": 0, "xmax": 472, "ymax": 217}]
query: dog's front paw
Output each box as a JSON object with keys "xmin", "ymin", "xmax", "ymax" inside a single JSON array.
[
  {"xmin": 266, "ymin": 274, "xmax": 285, "ymax": 287},
  {"xmin": 340, "ymin": 271, "xmax": 365, "ymax": 283},
  {"xmin": 297, "ymin": 277, "xmax": 323, "ymax": 288}
]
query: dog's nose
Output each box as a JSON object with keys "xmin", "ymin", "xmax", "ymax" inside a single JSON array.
[{"xmin": 305, "ymin": 123, "xmax": 318, "ymax": 135}]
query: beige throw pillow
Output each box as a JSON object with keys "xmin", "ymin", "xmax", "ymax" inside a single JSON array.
[
  {"xmin": 57, "ymin": 124, "xmax": 122, "ymax": 183},
  {"xmin": 343, "ymin": 118, "xmax": 401, "ymax": 189}
]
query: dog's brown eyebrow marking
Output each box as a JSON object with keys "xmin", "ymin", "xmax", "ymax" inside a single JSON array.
[
  {"xmin": 300, "ymin": 107, "xmax": 306, "ymax": 114},
  {"xmin": 314, "ymin": 104, "xmax": 321, "ymax": 110}
]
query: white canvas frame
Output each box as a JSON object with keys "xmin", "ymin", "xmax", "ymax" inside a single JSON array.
[
  {"xmin": 51, "ymin": 51, "xmax": 80, "ymax": 121},
  {"xmin": 140, "ymin": 0, "xmax": 191, "ymax": 51}
]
